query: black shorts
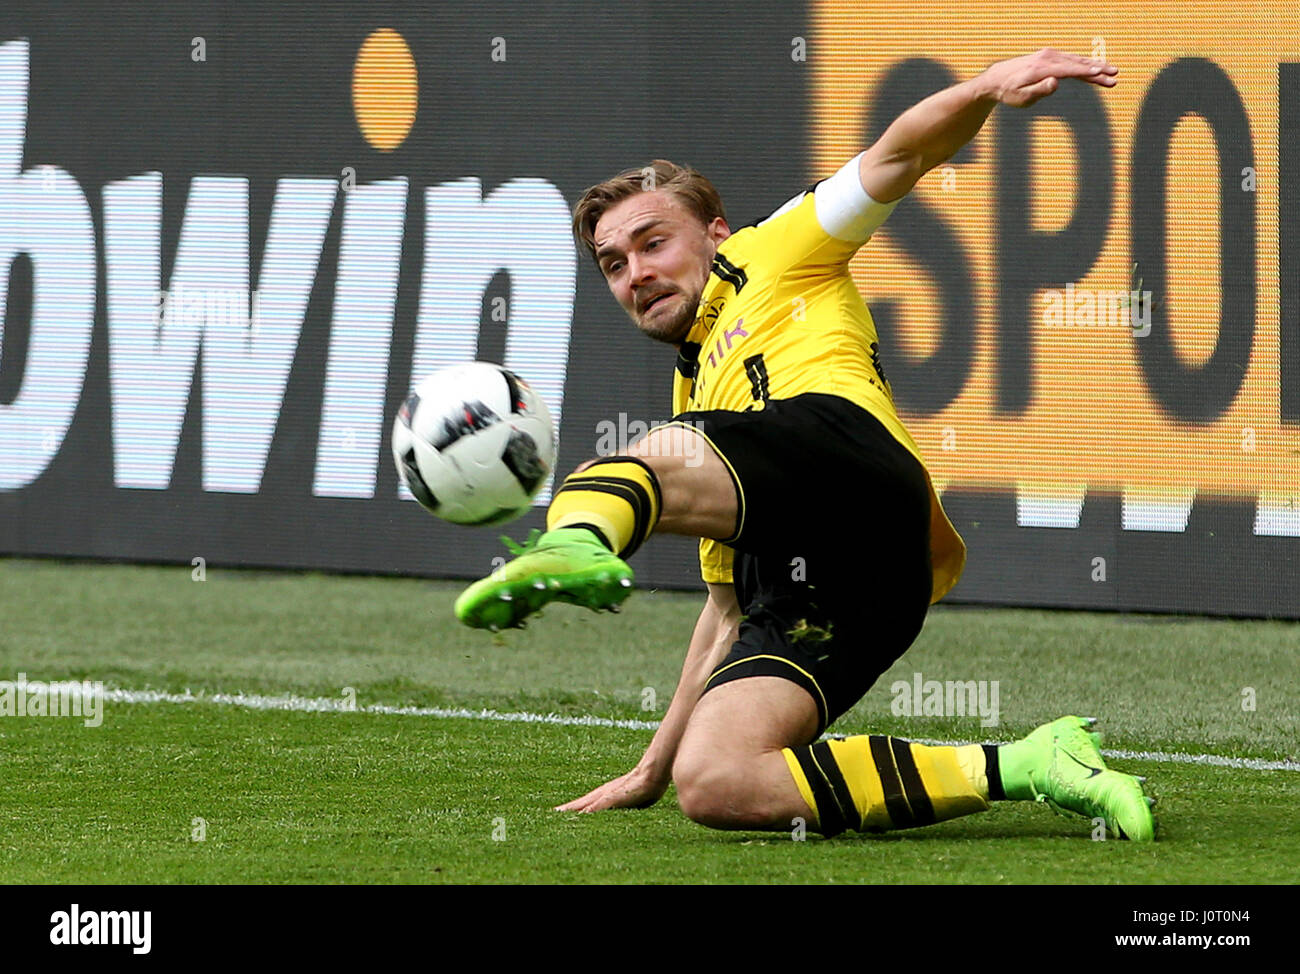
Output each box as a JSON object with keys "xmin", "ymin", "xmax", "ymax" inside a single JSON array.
[{"xmin": 666, "ymin": 393, "xmax": 933, "ymax": 737}]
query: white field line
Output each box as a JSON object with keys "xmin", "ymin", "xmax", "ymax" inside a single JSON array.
[
  {"xmin": 102, "ymin": 688, "xmax": 1300, "ymax": 772},
  {"xmin": 103, "ymin": 687, "xmax": 661, "ymax": 731}
]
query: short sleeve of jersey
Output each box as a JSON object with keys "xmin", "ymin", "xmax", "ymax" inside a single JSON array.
[
  {"xmin": 742, "ymin": 152, "xmax": 899, "ymax": 271},
  {"xmin": 698, "ymin": 537, "xmax": 734, "ymax": 584}
]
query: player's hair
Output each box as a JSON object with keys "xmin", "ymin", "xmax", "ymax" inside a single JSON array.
[{"xmin": 572, "ymin": 160, "xmax": 726, "ymax": 264}]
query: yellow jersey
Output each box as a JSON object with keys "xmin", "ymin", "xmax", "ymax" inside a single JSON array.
[{"xmin": 670, "ymin": 159, "xmax": 966, "ymax": 602}]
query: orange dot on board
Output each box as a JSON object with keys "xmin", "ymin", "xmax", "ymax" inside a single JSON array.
[{"xmin": 352, "ymin": 28, "xmax": 417, "ymax": 151}]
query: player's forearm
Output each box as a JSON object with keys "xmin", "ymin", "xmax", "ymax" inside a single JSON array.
[
  {"xmin": 863, "ymin": 74, "xmax": 998, "ymax": 195},
  {"xmin": 637, "ymin": 590, "xmax": 740, "ymax": 782}
]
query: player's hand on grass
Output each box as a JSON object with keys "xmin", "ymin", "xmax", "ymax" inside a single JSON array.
[
  {"xmin": 982, "ymin": 48, "xmax": 1117, "ymax": 108},
  {"xmin": 554, "ymin": 765, "xmax": 669, "ymax": 813}
]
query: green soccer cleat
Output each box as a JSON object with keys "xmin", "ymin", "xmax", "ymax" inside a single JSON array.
[
  {"xmin": 1020, "ymin": 715, "xmax": 1157, "ymax": 841},
  {"xmin": 454, "ymin": 527, "xmax": 634, "ymax": 631}
]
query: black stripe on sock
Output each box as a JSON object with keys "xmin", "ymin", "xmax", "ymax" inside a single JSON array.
[
  {"xmin": 559, "ymin": 522, "xmax": 614, "ymax": 552},
  {"xmin": 561, "ymin": 466, "xmax": 658, "ymax": 545},
  {"xmin": 555, "ymin": 479, "xmax": 645, "ymax": 521},
  {"xmin": 983, "ymin": 744, "xmax": 1006, "ymax": 801},
  {"xmin": 889, "ymin": 737, "xmax": 936, "ymax": 826},
  {"xmin": 869, "ymin": 735, "xmax": 915, "ymax": 829},
  {"xmin": 793, "ymin": 746, "xmax": 846, "ymax": 837},
  {"xmin": 554, "ymin": 479, "xmax": 649, "ymax": 557},
  {"xmin": 580, "ymin": 455, "xmax": 663, "ymax": 528},
  {"xmin": 812, "ymin": 741, "xmax": 861, "ymax": 832},
  {"xmin": 583, "ymin": 478, "xmax": 652, "ymax": 549}
]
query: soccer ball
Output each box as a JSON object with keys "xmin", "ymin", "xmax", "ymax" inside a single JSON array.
[{"xmin": 392, "ymin": 362, "xmax": 556, "ymax": 526}]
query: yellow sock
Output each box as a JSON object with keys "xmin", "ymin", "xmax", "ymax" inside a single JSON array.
[
  {"xmin": 546, "ymin": 456, "xmax": 662, "ymax": 559},
  {"xmin": 782, "ymin": 736, "xmax": 991, "ymax": 836}
]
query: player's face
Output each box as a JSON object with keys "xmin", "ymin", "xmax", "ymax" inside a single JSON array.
[{"xmin": 593, "ymin": 191, "xmax": 730, "ymax": 345}]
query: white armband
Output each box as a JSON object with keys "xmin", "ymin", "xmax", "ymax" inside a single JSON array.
[{"xmin": 813, "ymin": 151, "xmax": 898, "ymax": 243}]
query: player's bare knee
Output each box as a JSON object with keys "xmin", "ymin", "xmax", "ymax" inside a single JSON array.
[
  {"xmin": 673, "ymin": 768, "xmax": 732, "ymax": 827},
  {"xmin": 672, "ymin": 749, "xmax": 719, "ymax": 823},
  {"xmin": 624, "ymin": 424, "xmax": 710, "ymax": 470},
  {"xmin": 673, "ymin": 754, "xmax": 767, "ymax": 829},
  {"xmin": 620, "ymin": 446, "xmax": 691, "ymax": 491}
]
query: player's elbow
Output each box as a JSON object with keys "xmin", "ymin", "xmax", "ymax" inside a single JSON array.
[{"xmin": 858, "ymin": 149, "xmax": 924, "ymax": 205}]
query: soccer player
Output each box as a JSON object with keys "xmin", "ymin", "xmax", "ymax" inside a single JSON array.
[{"xmin": 456, "ymin": 49, "xmax": 1155, "ymax": 840}]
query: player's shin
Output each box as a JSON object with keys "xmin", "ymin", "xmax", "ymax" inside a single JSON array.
[
  {"xmin": 781, "ymin": 736, "xmax": 993, "ymax": 836},
  {"xmin": 546, "ymin": 456, "xmax": 663, "ymax": 558}
]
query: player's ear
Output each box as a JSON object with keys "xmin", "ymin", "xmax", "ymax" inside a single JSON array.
[{"xmin": 707, "ymin": 216, "xmax": 731, "ymax": 246}]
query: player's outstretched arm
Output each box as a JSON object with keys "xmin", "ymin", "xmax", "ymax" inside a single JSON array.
[
  {"xmin": 858, "ymin": 47, "xmax": 1118, "ymax": 203},
  {"xmin": 554, "ymin": 582, "xmax": 741, "ymax": 813}
]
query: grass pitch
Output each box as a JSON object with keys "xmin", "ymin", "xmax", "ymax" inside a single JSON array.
[{"xmin": 0, "ymin": 557, "xmax": 1297, "ymax": 884}]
